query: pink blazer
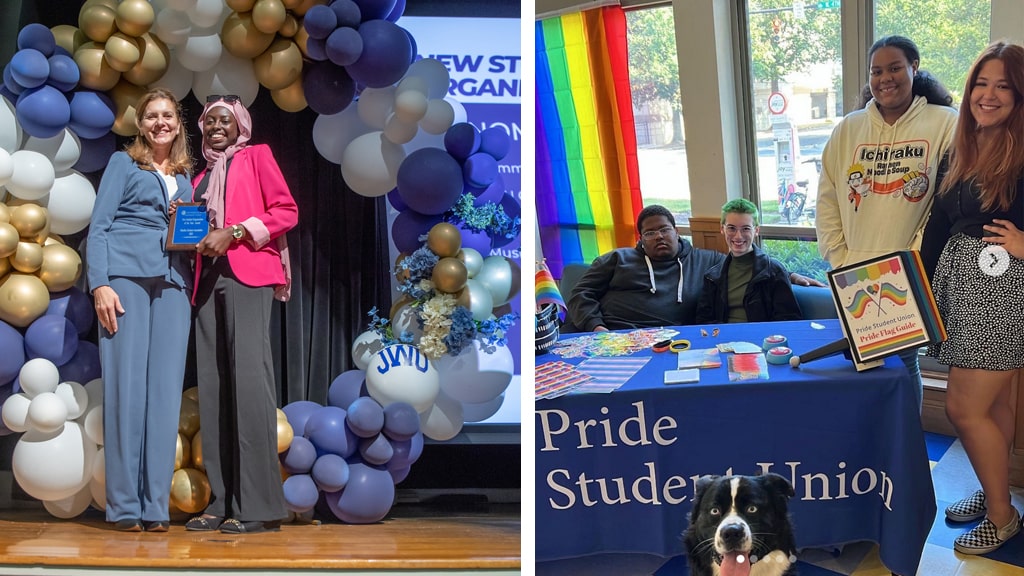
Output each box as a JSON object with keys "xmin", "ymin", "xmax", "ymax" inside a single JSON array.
[{"xmin": 193, "ymin": 145, "xmax": 298, "ymax": 292}]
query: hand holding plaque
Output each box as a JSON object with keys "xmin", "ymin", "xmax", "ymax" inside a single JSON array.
[{"xmin": 166, "ymin": 203, "xmax": 210, "ymax": 251}]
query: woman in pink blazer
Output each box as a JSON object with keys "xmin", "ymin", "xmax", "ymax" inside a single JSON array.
[{"xmin": 184, "ymin": 95, "xmax": 298, "ymax": 534}]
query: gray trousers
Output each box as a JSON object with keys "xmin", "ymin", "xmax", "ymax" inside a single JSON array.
[
  {"xmin": 101, "ymin": 276, "xmax": 190, "ymax": 522},
  {"xmin": 195, "ymin": 257, "xmax": 286, "ymax": 522}
]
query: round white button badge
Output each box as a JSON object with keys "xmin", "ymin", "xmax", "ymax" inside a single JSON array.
[{"xmin": 978, "ymin": 245, "xmax": 1010, "ymax": 277}]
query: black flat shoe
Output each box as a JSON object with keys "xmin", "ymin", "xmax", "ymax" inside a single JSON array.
[
  {"xmin": 185, "ymin": 514, "xmax": 224, "ymax": 531},
  {"xmin": 219, "ymin": 519, "xmax": 282, "ymax": 534},
  {"xmin": 144, "ymin": 521, "xmax": 170, "ymax": 532},
  {"xmin": 114, "ymin": 519, "xmax": 142, "ymax": 532}
]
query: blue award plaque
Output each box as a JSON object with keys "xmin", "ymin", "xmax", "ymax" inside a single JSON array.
[{"xmin": 166, "ymin": 203, "xmax": 210, "ymax": 251}]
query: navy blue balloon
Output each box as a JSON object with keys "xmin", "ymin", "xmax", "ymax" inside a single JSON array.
[
  {"xmin": 311, "ymin": 453, "xmax": 350, "ymax": 492},
  {"xmin": 346, "ymin": 396, "xmax": 384, "ymax": 438},
  {"xmin": 69, "ymin": 90, "xmax": 115, "ymax": 139},
  {"xmin": 404, "ymin": 28, "xmax": 416, "ymax": 64},
  {"xmin": 302, "ymin": 4, "xmax": 337, "ymax": 40},
  {"xmin": 460, "ymin": 226, "xmax": 492, "ymax": 255},
  {"xmin": 57, "ymin": 340, "xmax": 101, "ymax": 384},
  {"xmin": 386, "ymin": 430, "xmax": 423, "ymax": 470},
  {"xmin": 326, "ymin": 27, "xmax": 363, "ymax": 67},
  {"xmin": 358, "ymin": 432, "xmax": 393, "ymax": 465},
  {"xmin": 327, "ymin": 369, "xmax": 365, "ymax": 410},
  {"xmin": 386, "ymin": 187, "xmax": 407, "ymax": 211},
  {"xmin": 390, "ymin": 209, "xmax": 442, "ymax": 254},
  {"xmin": 444, "ymin": 122, "xmax": 480, "ymax": 161},
  {"xmin": 324, "ymin": 461, "xmax": 394, "ymax": 524},
  {"xmin": 345, "ymin": 20, "xmax": 412, "ymax": 89},
  {"xmin": 353, "ymin": 0, "xmax": 397, "ymax": 22},
  {"xmin": 18, "ymin": 24, "xmax": 55, "ymax": 56},
  {"xmin": 3, "ymin": 65, "xmax": 25, "ymax": 96},
  {"xmin": 282, "ymin": 399, "xmax": 322, "ymax": 437},
  {"xmin": 389, "ymin": 465, "xmax": 410, "ymax": 484},
  {"xmin": 462, "ymin": 152, "xmax": 498, "ymax": 189},
  {"xmin": 17, "ymin": 85, "xmax": 70, "ymax": 138},
  {"xmin": 305, "ymin": 37, "xmax": 327, "ymax": 62},
  {"xmin": 25, "ymin": 315, "xmax": 78, "ymax": 366},
  {"xmin": 479, "ymin": 126, "xmax": 511, "ymax": 160},
  {"xmin": 471, "ymin": 174, "xmax": 505, "ymax": 207},
  {"xmin": 331, "ymin": 0, "xmax": 362, "ymax": 28},
  {"xmin": 382, "ymin": 401, "xmax": 418, "ymax": 441},
  {"xmin": 302, "ymin": 60, "xmax": 355, "ymax": 116},
  {"xmin": 10, "ymin": 49, "xmax": 49, "ymax": 89},
  {"xmin": 46, "ymin": 54, "xmax": 78, "ymax": 92},
  {"xmin": 385, "ymin": 0, "xmax": 406, "ymax": 22},
  {"xmin": 396, "ymin": 147, "xmax": 464, "ymax": 215},
  {"xmin": 47, "ymin": 287, "xmax": 94, "ymax": 337},
  {"xmin": 53, "ymin": 45, "xmax": 71, "ymax": 58},
  {"xmin": 0, "ymin": 321, "xmax": 25, "ymax": 387},
  {"xmin": 305, "ymin": 406, "xmax": 354, "ymax": 457},
  {"xmin": 74, "ymin": 132, "xmax": 116, "ymax": 173},
  {"xmin": 282, "ymin": 474, "xmax": 319, "ymax": 512},
  {"xmin": 281, "ymin": 435, "xmax": 317, "ymax": 474},
  {"xmin": 0, "ymin": 85, "xmax": 16, "ymax": 103}
]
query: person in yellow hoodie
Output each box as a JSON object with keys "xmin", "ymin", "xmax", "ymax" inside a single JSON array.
[{"xmin": 816, "ymin": 35, "xmax": 957, "ymax": 410}]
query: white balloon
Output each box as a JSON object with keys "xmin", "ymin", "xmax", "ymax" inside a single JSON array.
[
  {"xmin": 394, "ymin": 90, "xmax": 428, "ymax": 124},
  {"xmin": 462, "ymin": 394, "xmax": 504, "ymax": 423},
  {"xmin": 152, "ymin": 51, "xmax": 194, "ymax": 101},
  {"xmin": 28, "ymin": 392, "xmax": 69, "ymax": 433},
  {"xmin": 406, "ymin": 58, "xmax": 451, "ymax": 99},
  {"xmin": 365, "ymin": 344, "xmax": 440, "ymax": 412},
  {"xmin": 7, "ymin": 150, "xmax": 55, "ymax": 200},
  {"xmin": 55, "ymin": 381, "xmax": 89, "ymax": 420},
  {"xmin": 461, "ymin": 247, "xmax": 483, "ymax": 278},
  {"xmin": 177, "ymin": 33, "xmax": 221, "ymax": 72},
  {"xmin": 1, "ymin": 393, "xmax": 31, "ymax": 433},
  {"xmin": 340, "ymin": 131, "xmax": 406, "ymax": 198},
  {"xmin": 433, "ymin": 338, "xmax": 514, "ymax": 404},
  {"xmin": 45, "ymin": 171, "xmax": 96, "ymax": 235},
  {"xmin": 382, "ymin": 113, "xmax": 418, "ymax": 145},
  {"xmin": 0, "ymin": 97, "xmax": 21, "ymax": 153},
  {"xmin": 19, "ymin": 358, "xmax": 61, "ymax": 398},
  {"xmin": 43, "ymin": 484, "xmax": 93, "ymax": 519},
  {"xmin": 186, "ymin": 0, "xmax": 224, "ymax": 29},
  {"xmin": 312, "ymin": 105, "xmax": 371, "ymax": 165},
  {"xmin": 0, "ymin": 148, "xmax": 12, "ymax": 185},
  {"xmin": 154, "ymin": 8, "xmax": 192, "ymax": 46},
  {"xmin": 191, "ymin": 49, "xmax": 259, "ymax": 107},
  {"xmin": 23, "ymin": 130, "xmax": 81, "ymax": 174},
  {"xmin": 82, "ymin": 404, "xmax": 104, "ymax": 446},
  {"xmin": 447, "ymin": 96, "xmax": 467, "ymax": 125},
  {"xmin": 166, "ymin": 0, "xmax": 198, "ymax": 11},
  {"xmin": 418, "ymin": 391, "xmax": 463, "ymax": 441},
  {"xmin": 420, "ymin": 99, "xmax": 454, "ymax": 135},
  {"xmin": 403, "ymin": 128, "xmax": 445, "ymax": 155},
  {"xmin": 89, "ymin": 448, "xmax": 106, "ymax": 509},
  {"xmin": 83, "ymin": 378, "xmax": 103, "ymax": 411},
  {"xmin": 351, "ymin": 330, "xmax": 385, "ymax": 371},
  {"xmin": 462, "ymin": 278, "xmax": 494, "ymax": 321},
  {"xmin": 12, "ymin": 422, "xmax": 97, "ymax": 501},
  {"xmin": 357, "ymin": 87, "xmax": 396, "ymax": 130},
  {"xmin": 390, "ymin": 304, "xmax": 423, "ymax": 344},
  {"xmin": 476, "ymin": 256, "xmax": 521, "ymax": 306}
]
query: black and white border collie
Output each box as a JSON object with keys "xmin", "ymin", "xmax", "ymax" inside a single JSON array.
[{"xmin": 684, "ymin": 474, "xmax": 797, "ymax": 576}]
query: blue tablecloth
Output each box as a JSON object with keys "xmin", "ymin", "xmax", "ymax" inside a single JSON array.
[{"xmin": 535, "ymin": 319, "xmax": 934, "ymax": 576}]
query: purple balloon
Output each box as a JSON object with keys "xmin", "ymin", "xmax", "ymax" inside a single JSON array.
[
  {"xmin": 396, "ymin": 148, "xmax": 464, "ymax": 215},
  {"xmin": 459, "ymin": 226, "xmax": 493, "ymax": 255},
  {"xmin": 346, "ymin": 396, "xmax": 384, "ymax": 438},
  {"xmin": 358, "ymin": 432, "xmax": 393, "ymax": 465},
  {"xmin": 345, "ymin": 20, "xmax": 411, "ymax": 89},
  {"xmin": 326, "ymin": 27, "xmax": 363, "ymax": 67},
  {"xmin": 389, "ymin": 466, "xmax": 410, "ymax": 484},
  {"xmin": 386, "ymin": 187, "xmax": 407, "ymax": 211},
  {"xmin": 1, "ymin": 84, "xmax": 17, "ymax": 103},
  {"xmin": 0, "ymin": 321, "xmax": 25, "ymax": 386},
  {"xmin": 16, "ymin": 85, "xmax": 70, "ymax": 138},
  {"xmin": 479, "ymin": 126, "xmax": 511, "ymax": 161},
  {"xmin": 18, "ymin": 24, "xmax": 55, "ymax": 56},
  {"xmin": 25, "ymin": 315, "xmax": 78, "ymax": 366},
  {"xmin": 462, "ymin": 152, "xmax": 498, "ymax": 189},
  {"xmin": 390, "ymin": 209, "xmax": 442, "ymax": 254},
  {"xmin": 69, "ymin": 90, "xmax": 115, "ymax": 140},
  {"xmin": 382, "ymin": 402, "xmax": 418, "ymax": 441},
  {"xmin": 491, "ymin": 193, "xmax": 521, "ymax": 249},
  {"xmin": 282, "ymin": 400, "xmax": 322, "ymax": 437},
  {"xmin": 386, "ymin": 430, "xmax": 423, "ymax": 470},
  {"xmin": 57, "ymin": 340, "xmax": 101, "ymax": 384},
  {"xmin": 385, "ymin": 0, "xmax": 406, "ymax": 22},
  {"xmin": 327, "ymin": 369, "xmax": 366, "ymax": 410},
  {"xmin": 302, "ymin": 60, "xmax": 355, "ymax": 116},
  {"xmin": 3, "ymin": 65, "xmax": 24, "ymax": 96},
  {"xmin": 331, "ymin": 0, "xmax": 362, "ymax": 28},
  {"xmin": 302, "ymin": 4, "xmax": 337, "ymax": 40},
  {"xmin": 444, "ymin": 122, "xmax": 480, "ymax": 161},
  {"xmin": 74, "ymin": 132, "xmax": 116, "ymax": 173},
  {"xmin": 10, "ymin": 49, "xmax": 49, "ymax": 89},
  {"xmin": 324, "ymin": 462, "xmax": 395, "ymax": 524},
  {"xmin": 311, "ymin": 453, "xmax": 350, "ymax": 492},
  {"xmin": 404, "ymin": 28, "xmax": 416, "ymax": 65},
  {"xmin": 353, "ymin": 0, "xmax": 398, "ymax": 22},
  {"xmin": 305, "ymin": 406, "xmax": 355, "ymax": 457},
  {"xmin": 46, "ymin": 54, "xmax": 78, "ymax": 92},
  {"xmin": 282, "ymin": 474, "xmax": 319, "ymax": 512},
  {"xmin": 471, "ymin": 174, "xmax": 505, "ymax": 207},
  {"xmin": 47, "ymin": 287, "xmax": 94, "ymax": 337},
  {"xmin": 281, "ymin": 436, "xmax": 317, "ymax": 474}
]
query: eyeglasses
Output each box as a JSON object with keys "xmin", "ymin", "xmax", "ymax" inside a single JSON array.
[
  {"xmin": 641, "ymin": 226, "xmax": 676, "ymax": 240},
  {"xmin": 724, "ymin": 225, "xmax": 756, "ymax": 235},
  {"xmin": 206, "ymin": 94, "xmax": 240, "ymax": 103}
]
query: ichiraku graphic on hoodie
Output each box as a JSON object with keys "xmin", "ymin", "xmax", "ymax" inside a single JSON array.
[{"xmin": 845, "ymin": 139, "xmax": 933, "ymax": 213}]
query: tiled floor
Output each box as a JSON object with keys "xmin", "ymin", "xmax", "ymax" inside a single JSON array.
[{"xmin": 537, "ymin": 433, "xmax": 1024, "ymax": 575}]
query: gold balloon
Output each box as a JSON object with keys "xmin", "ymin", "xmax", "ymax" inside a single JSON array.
[
  {"xmin": 0, "ymin": 259, "xmax": 10, "ymax": 278},
  {"xmin": 226, "ymin": 0, "xmax": 258, "ymax": 11},
  {"xmin": 289, "ymin": 0, "xmax": 322, "ymax": 17},
  {"xmin": 394, "ymin": 253, "xmax": 410, "ymax": 282},
  {"xmin": 115, "ymin": 0, "xmax": 155, "ymax": 38},
  {"xmin": 79, "ymin": 4, "xmax": 118, "ymax": 43},
  {"xmin": 9, "ymin": 204, "xmax": 48, "ymax": 239},
  {"xmin": 104, "ymin": 32, "xmax": 141, "ymax": 72},
  {"xmin": 276, "ymin": 417, "xmax": 293, "ymax": 453},
  {"xmin": 169, "ymin": 468, "xmax": 211, "ymax": 514},
  {"xmin": 83, "ymin": 0, "xmax": 118, "ymax": 9},
  {"xmin": 175, "ymin": 433, "xmax": 192, "ymax": 470},
  {"xmin": 280, "ymin": 462, "xmax": 290, "ymax": 482},
  {"xmin": 279, "ymin": 14, "xmax": 299, "ymax": 37},
  {"xmin": 0, "ymin": 202, "xmax": 9, "ymax": 223},
  {"xmin": 431, "ymin": 257, "xmax": 468, "ymax": 294},
  {"xmin": 220, "ymin": 11, "xmax": 276, "ymax": 60},
  {"xmin": 253, "ymin": 38, "xmax": 302, "ymax": 91},
  {"xmin": 11, "ymin": 242, "xmax": 43, "ymax": 273},
  {"xmin": 426, "ymin": 222, "xmax": 462, "ymax": 258},
  {"xmin": 74, "ymin": 42, "xmax": 121, "ymax": 91},
  {"xmin": 276, "ymin": 408, "xmax": 288, "ymax": 422},
  {"xmin": 33, "ymin": 217, "xmax": 50, "ymax": 246},
  {"xmin": 0, "ymin": 273, "xmax": 50, "ymax": 328},
  {"xmin": 51, "ymin": 25, "xmax": 86, "ymax": 55},
  {"xmin": 191, "ymin": 430, "xmax": 204, "ymax": 470},
  {"xmin": 182, "ymin": 386, "xmax": 200, "ymax": 403},
  {"xmin": 44, "ymin": 234, "xmax": 65, "ymax": 246},
  {"xmin": 110, "ymin": 80, "xmax": 146, "ymax": 137},
  {"xmin": 0, "ymin": 223, "xmax": 18, "ymax": 258},
  {"xmin": 123, "ymin": 33, "xmax": 169, "ymax": 86},
  {"xmin": 252, "ymin": 0, "xmax": 287, "ymax": 34},
  {"xmin": 38, "ymin": 244, "xmax": 82, "ymax": 292},
  {"xmin": 293, "ymin": 26, "xmax": 310, "ymax": 58},
  {"xmin": 178, "ymin": 397, "xmax": 201, "ymax": 438},
  {"xmin": 281, "ymin": 0, "xmax": 303, "ymax": 8},
  {"xmin": 271, "ymin": 75, "xmax": 307, "ymax": 112},
  {"xmin": 389, "ymin": 295, "xmax": 413, "ymax": 322}
]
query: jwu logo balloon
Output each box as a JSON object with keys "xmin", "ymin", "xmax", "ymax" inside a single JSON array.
[
  {"xmin": 374, "ymin": 344, "xmax": 429, "ymax": 375},
  {"xmin": 365, "ymin": 344, "xmax": 439, "ymax": 413}
]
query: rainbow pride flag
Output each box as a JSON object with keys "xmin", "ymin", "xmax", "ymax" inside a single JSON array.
[
  {"xmin": 535, "ymin": 261, "xmax": 567, "ymax": 320},
  {"xmin": 536, "ymin": 6, "xmax": 644, "ymax": 279}
]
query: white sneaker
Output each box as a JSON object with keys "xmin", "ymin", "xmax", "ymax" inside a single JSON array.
[{"xmin": 946, "ymin": 490, "xmax": 987, "ymax": 522}]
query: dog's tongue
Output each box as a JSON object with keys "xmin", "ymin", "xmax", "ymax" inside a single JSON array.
[{"xmin": 720, "ymin": 552, "xmax": 751, "ymax": 576}]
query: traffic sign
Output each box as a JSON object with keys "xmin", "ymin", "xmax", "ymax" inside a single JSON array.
[
  {"xmin": 817, "ymin": 0, "xmax": 840, "ymax": 8},
  {"xmin": 768, "ymin": 92, "xmax": 787, "ymax": 115}
]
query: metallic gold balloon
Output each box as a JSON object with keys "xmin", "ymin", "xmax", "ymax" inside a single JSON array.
[
  {"xmin": 252, "ymin": 0, "xmax": 287, "ymax": 34},
  {"xmin": 276, "ymin": 408, "xmax": 288, "ymax": 422},
  {"xmin": 431, "ymin": 257, "xmax": 468, "ymax": 294},
  {"xmin": 104, "ymin": 32, "xmax": 141, "ymax": 72},
  {"xmin": 178, "ymin": 397, "xmax": 201, "ymax": 438},
  {"xmin": 169, "ymin": 468, "xmax": 211, "ymax": 514},
  {"xmin": 253, "ymin": 38, "xmax": 302, "ymax": 90},
  {"xmin": 281, "ymin": 0, "xmax": 303, "ymax": 9},
  {"xmin": 0, "ymin": 273, "xmax": 50, "ymax": 328},
  {"xmin": 289, "ymin": 0, "xmax": 321, "ymax": 17},
  {"xmin": 280, "ymin": 462, "xmax": 290, "ymax": 482},
  {"xmin": 44, "ymin": 234, "xmax": 65, "ymax": 246},
  {"xmin": 0, "ymin": 203, "xmax": 8, "ymax": 223},
  {"xmin": 279, "ymin": 14, "xmax": 299, "ymax": 38},
  {"xmin": 226, "ymin": 0, "xmax": 258, "ymax": 11},
  {"xmin": 276, "ymin": 416, "xmax": 293, "ymax": 453},
  {"xmin": 0, "ymin": 259, "xmax": 10, "ymax": 278},
  {"xmin": 33, "ymin": 217, "xmax": 51, "ymax": 246},
  {"xmin": 11, "ymin": 242, "xmax": 43, "ymax": 273},
  {"xmin": 51, "ymin": 25, "xmax": 87, "ymax": 55},
  {"xmin": 123, "ymin": 33, "xmax": 169, "ymax": 86},
  {"xmin": 182, "ymin": 386, "xmax": 200, "ymax": 403},
  {"xmin": 110, "ymin": 80, "xmax": 146, "ymax": 137},
  {"xmin": 426, "ymin": 223, "xmax": 462, "ymax": 258},
  {"xmin": 191, "ymin": 430, "xmax": 204, "ymax": 471},
  {"xmin": 271, "ymin": 75, "xmax": 307, "ymax": 112},
  {"xmin": 38, "ymin": 244, "xmax": 82, "ymax": 292},
  {"xmin": 175, "ymin": 433, "xmax": 191, "ymax": 470},
  {"xmin": 79, "ymin": 4, "xmax": 118, "ymax": 43},
  {"xmin": 394, "ymin": 253, "xmax": 410, "ymax": 282},
  {"xmin": 9, "ymin": 204, "xmax": 48, "ymax": 240},
  {"xmin": 74, "ymin": 42, "xmax": 121, "ymax": 91},
  {"xmin": 115, "ymin": 0, "xmax": 155, "ymax": 38},
  {"xmin": 389, "ymin": 295, "xmax": 413, "ymax": 322},
  {"xmin": 293, "ymin": 26, "xmax": 310, "ymax": 58},
  {"xmin": 457, "ymin": 247, "xmax": 484, "ymax": 279},
  {"xmin": 220, "ymin": 11, "xmax": 276, "ymax": 60},
  {"xmin": 83, "ymin": 0, "xmax": 118, "ymax": 9},
  {"xmin": 0, "ymin": 223, "xmax": 18, "ymax": 258}
]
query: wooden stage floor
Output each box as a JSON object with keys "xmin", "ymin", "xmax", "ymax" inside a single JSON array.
[{"xmin": 0, "ymin": 502, "xmax": 520, "ymax": 575}]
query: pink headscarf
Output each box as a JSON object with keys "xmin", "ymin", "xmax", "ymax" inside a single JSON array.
[{"xmin": 198, "ymin": 97, "xmax": 292, "ymax": 301}]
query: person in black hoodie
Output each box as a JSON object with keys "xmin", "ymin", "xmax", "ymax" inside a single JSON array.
[{"xmin": 696, "ymin": 199, "xmax": 802, "ymax": 324}]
